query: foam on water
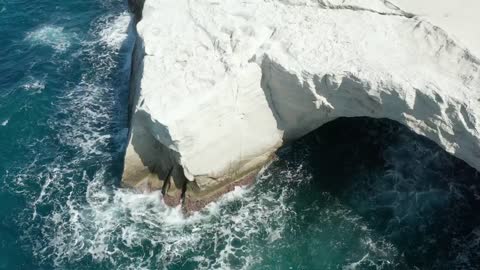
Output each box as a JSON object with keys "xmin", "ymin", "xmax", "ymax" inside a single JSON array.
[
  {"xmin": 50, "ymin": 12, "xmax": 135, "ymax": 156},
  {"xmin": 21, "ymin": 76, "xmax": 46, "ymax": 94},
  {"xmin": 4, "ymin": 5, "xmax": 137, "ymax": 267},
  {"xmin": 57, "ymin": 82, "xmax": 115, "ymax": 155},
  {"xmin": 4, "ymin": 1, "xmax": 480, "ymax": 269},
  {"xmin": 35, "ymin": 168, "xmax": 282, "ymax": 269},
  {"xmin": 28, "ymin": 150, "xmax": 403, "ymax": 269},
  {"xmin": 98, "ymin": 12, "xmax": 132, "ymax": 50},
  {"xmin": 25, "ymin": 25, "xmax": 74, "ymax": 52},
  {"xmin": 0, "ymin": 0, "xmax": 5, "ymax": 13},
  {"xmin": 23, "ymin": 113, "xmax": 475, "ymax": 269}
]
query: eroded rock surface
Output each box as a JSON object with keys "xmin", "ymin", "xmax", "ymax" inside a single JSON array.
[{"xmin": 123, "ymin": 0, "xmax": 480, "ymax": 208}]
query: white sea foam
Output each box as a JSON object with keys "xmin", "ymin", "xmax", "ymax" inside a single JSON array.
[
  {"xmin": 49, "ymin": 12, "xmax": 135, "ymax": 157},
  {"xmin": 9, "ymin": 6, "xmax": 433, "ymax": 270},
  {"xmin": 344, "ymin": 253, "xmax": 369, "ymax": 270},
  {"xmin": 27, "ymin": 160, "xmax": 293, "ymax": 269},
  {"xmin": 98, "ymin": 12, "xmax": 132, "ymax": 50},
  {"xmin": 1, "ymin": 119, "xmax": 8, "ymax": 126},
  {"xmin": 22, "ymin": 133, "xmax": 410, "ymax": 270},
  {"xmin": 25, "ymin": 25, "xmax": 73, "ymax": 52},
  {"xmin": 21, "ymin": 76, "xmax": 46, "ymax": 93},
  {"xmin": 56, "ymin": 80, "xmax": 115, "ymax": 155},
  {"xmin": 0, "ymin": 0, "xmax": 5, "ymax": 13}
]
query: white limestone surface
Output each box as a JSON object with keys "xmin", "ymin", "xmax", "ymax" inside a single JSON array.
[
  {"xmin": 391, "ymin": 0, "xmax": 480, "ymax": 57},
  {"xmin": 124, "ymin": 0, "xmax": 480, "ymax": 191}
]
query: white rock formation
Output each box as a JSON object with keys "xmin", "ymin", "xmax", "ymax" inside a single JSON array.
[
  {"xmin": 124, "ymin": 0, "xmax": 480, "ymax": 205},
  {"xmin": 391, "ymin": 0, "xmax": 480, "ymax": 57}
]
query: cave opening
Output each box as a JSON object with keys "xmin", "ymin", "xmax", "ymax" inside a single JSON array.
[{"xmin": 272, "ymin": 117, "xmax": 480, "ymax": 269}]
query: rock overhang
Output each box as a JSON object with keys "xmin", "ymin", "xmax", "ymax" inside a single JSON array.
[{"xmin": 123, "ymin": 0, "xmax": 480, "ymax": 210}]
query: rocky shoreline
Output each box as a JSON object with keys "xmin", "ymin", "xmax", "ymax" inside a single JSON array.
[
  {"xmin": 123, "ymin": 0, "xmax": 480, "ymax": 212},
  {"xmin": 125, "ymin": 0, "xmax": 269, "ymax": 212}
]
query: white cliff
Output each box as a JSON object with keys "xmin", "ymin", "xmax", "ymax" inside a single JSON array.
[
  {"xmin": 124, "ymin": 0, "xmax": 480, "ymax": 209},
  {"xmin": 391, "ymin": 0, "xmax": 480, "ymax": 57}
]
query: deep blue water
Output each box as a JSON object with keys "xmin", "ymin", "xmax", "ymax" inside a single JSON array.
[
  {"xmin": 1, "ymin": 1, "xmax": 480, "ymax": 269},
  {"xmin": 0, "ymin": 0, "xmax": 133, "ymax": 268}
]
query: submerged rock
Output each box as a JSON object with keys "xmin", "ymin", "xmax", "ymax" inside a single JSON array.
[{"xmin": 123, "ymin": 0, "xmax": 480, "ymax": 209}]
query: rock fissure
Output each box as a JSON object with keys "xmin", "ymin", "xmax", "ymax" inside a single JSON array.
[
  {"xmin": 278, "ymin": 0, "xmax": 415, "ymax": 18},
  {"xmin": 318, "ymin": 4, "xmax": 414, "ymax": 18}
]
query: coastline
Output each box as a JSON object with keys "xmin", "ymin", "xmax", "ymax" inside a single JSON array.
[
  {"xmin": 123, "ymin": 0, "xmax": 480, "ymax": 213},
  {"xmin": 124, "ymin": 0, "xmax": 271, "ymax": 211}
]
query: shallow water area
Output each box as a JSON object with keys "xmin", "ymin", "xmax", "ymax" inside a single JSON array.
[{"xmin": 1, "ymin": 1, "xmax": 480, "ymax": 270}]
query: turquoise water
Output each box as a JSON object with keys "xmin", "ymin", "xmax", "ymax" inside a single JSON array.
[{"xmin": 1, "ymin": 1, "xmax": 480, "ymax": 269}]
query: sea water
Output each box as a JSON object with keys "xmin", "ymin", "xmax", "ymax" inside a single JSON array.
[{"xmin": 1, "ymin": 1, "xmax": 480, "ymax": 269}]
